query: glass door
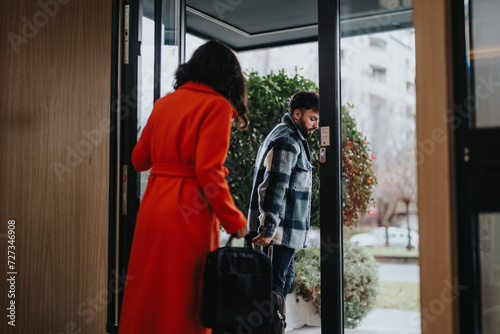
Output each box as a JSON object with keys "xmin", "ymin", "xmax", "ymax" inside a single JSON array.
[
  {"xmin": 452, "ymin": 0, "xmax": 500, "ymax": 332},
  {"xmin": 138, "ymin": 0, "xmax": 184, "ymax": 198},
  {"xmin": 107, "ymin": 0, "xmax": 185, "ymax": 332}
]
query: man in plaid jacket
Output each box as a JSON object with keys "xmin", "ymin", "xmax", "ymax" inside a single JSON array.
[{"xmin": 248, "ymin": 91, "xmax": 319, "ymax": 297}]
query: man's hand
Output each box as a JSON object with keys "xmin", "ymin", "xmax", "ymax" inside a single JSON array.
[{"xmin": 252, "ymin": 234, "xmax": 273, "ymax": 247}]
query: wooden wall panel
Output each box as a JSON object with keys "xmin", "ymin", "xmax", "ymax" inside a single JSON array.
[
  {"xmin": 0, "ymin": 0, "xmax": 111, "ymax": 333},
  {"xmin": 414, "ymin": 0, "xmax": 457, "ymax": 333}
]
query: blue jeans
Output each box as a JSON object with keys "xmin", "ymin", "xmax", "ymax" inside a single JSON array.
[{"xmin": 265, "ymin": 244, "xmax": 295, "ymax": 297}]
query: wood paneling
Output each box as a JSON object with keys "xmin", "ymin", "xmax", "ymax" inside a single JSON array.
[
  {"xmin": 0, "ymin": 0, "xmax": 111, "ymax": 332},
  {"xmin": 414, "ymin": 0, "xmax": 457, "ymax": 333}
]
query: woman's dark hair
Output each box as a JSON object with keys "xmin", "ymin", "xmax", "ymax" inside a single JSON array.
[
  {"xmin": 174, "ymin": 40, "xmax": 249, "ymax": 130},
  {"xmin": 288, "ymin": 91, "xmax": 319, "ymax": 114}
]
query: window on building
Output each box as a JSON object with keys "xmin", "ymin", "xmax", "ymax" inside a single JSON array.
[
  {"xmin": 369, "ymin": 37, "xmax": 387, "ymax": 49},
  {"xmin": 370, "ymin": 65, "xmax": 387, "ymax": 82},
  {"xmin": 406, "ymin": 81, "xmax": 415, "ymax": 93}
]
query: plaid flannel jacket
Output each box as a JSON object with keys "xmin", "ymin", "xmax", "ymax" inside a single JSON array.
[{"xmin": 247, "ymin": 113, "xmax": 312, "ymax": 249}]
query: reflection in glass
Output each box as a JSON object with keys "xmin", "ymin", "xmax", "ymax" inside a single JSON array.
[
  {"xmin": 340, "ymin": 0, "xmax": 412, "ymax": 20},
  {"xmin": 340, "ymin": 28, "xmax": 419, "ymax": 332},
  {"xmin": 480, "ymin": 213, "xmax": 500, "ymax": 332},
  {"xmin": 469, "ymin": 0, "xmax": 500, "ymax": 128},
  {"xmin": 340, "ymin": 0, "xmax": 413, "ymax": 37}
]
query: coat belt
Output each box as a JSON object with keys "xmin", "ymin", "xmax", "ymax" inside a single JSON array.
[{"xmin": 150, "ymin": 163, "xmax": 196, "ymax": 178}]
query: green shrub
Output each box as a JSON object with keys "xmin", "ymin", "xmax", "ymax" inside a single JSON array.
[
  {"xmin": 343, "ymin": 240, "xmax": 380, "ymax": 328},
  {"xmin": 341, "ymin": 104, "xmax": 377, "ymax": 228},
  {"xmin": 291, "ymin": 241, "xmax": 379, "ymax": 329},
  {"xmin": 291, "ymin": 245, "xmax": 322, "ymax": 310}
]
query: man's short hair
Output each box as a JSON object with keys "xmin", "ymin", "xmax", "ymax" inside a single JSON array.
[{"xmin": 288, "ymin": 91, "xmax": 319, "ymax": 114}]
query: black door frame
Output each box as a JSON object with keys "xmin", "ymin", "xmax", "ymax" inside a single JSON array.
[
  {"xmin": 318, "ymin": 0, "xmax": 344, "ymax": 333},
  {"xmin": 107, "ymin": 0, "xmax": 121, "ymax": 331},
  {"xmin": 452, "ymin": 0, "xmax": 500, "ymax": 332},
  {"xmin": 451, "ymin": 1, "xmax": 481, "ymax": 331},
  {"xmin": 107, "ymin": 0, "xmax": 186, "ymax": 332},
  {"xmin": 108, "ymin": 0, "xmax": 343, "ymax": 332},
  {"xmin": 107, "ymin": 0, "xmax": 142, "ymax": 331}
]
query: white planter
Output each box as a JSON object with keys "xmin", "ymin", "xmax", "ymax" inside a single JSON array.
[{"xmin": 285, "ymin": 293, "xmax": 321, "ymax": 331}]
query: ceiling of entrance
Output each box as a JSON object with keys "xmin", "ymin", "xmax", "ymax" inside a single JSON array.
[{"xmin": 185, "ymin": 0, "xmax": 413, "ymax": 51}]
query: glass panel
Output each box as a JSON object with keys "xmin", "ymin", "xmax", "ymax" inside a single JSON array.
[
  {"xmin": 138, "ymin": 1, "xmax": 156, "ymax": 198},
  {"xmin": 138, "ymin": 0, "xmax": 181, "ymax": 198},
  {"xmin": 340, "ymin": 0, "xmax": 413, "ymax": 37},
  {"xmin": 480, "ymin": 213, "xmax": 500, "ymax": 333},
  {"xmin": 161, "ymin": 0, "xmax": 180, "ymax": 96},
  {"xmin": 469, "ymin": 0, "xmax": 500, "ymax": 128},
  {"xmin": 340, "ymin": 28, "xmax": 420, "ymax": 332}
]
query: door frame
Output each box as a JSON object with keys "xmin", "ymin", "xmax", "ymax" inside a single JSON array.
[
  {"xmin": 108, "ymin": 0, "xmax": 351, "ymax": 332},
  {"xmin": 318, "ymin": 0, "xmax": 344, "ymax": 332},
  {"xmin": 107, "ymin": 0, "xmax": 142, "ymax": 331},
  {"xmin": 109, "ymin": 0, "xmax": 500, "ymax": 332}
]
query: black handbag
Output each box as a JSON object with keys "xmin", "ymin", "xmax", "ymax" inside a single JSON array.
[{"xmin": 201, "ymin": 234, "xmax": 273, "ymax": 330}]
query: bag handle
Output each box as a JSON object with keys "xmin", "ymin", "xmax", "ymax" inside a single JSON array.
[
  {"xmin": 226, "ymin": 233, "xmax": 236, "ymax": 247},
  {"xmin": 226, "ymin": 233, "xmax": 255, "ymax": 249},
  {"xmin": 267, "ymin": 240, "xmax": 274, "ymax": 264},
  {"xmin": 227, "ymin": 233, "xmax": 274, "ymax": 263},
  {"xmin": 227, "ymin": 233, "xmax": 273, "ymax": 249},
  {"xmin": 245, "ymin": 231, "xmax": 275, "ymax": 262}
]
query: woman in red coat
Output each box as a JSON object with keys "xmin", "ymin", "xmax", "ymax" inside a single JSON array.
[{"xmin": 119, "ymin": 40, "xmax": 249, "ymax": 334}]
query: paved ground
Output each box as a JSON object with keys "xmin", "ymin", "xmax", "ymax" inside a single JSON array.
[
  {"xmin": 378, "ymin": 263, "xmax": 419, "ymax": 283},
  {"xmin": 287, "ymin": 326, "xmax": 320, "ymax": 333}
]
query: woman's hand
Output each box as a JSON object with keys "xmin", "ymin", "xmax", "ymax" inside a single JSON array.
[
  {"xmin": 252, "ymin": 234, "xmax": 273, "ymax": 247},
  {"xmin": 233, "ymin": 226, "xmax": 248, "ymax": 239}
]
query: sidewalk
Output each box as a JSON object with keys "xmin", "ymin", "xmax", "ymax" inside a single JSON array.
[{"xmin": 287, "ymin": 309, "xmax": 421, "ymax": 334}]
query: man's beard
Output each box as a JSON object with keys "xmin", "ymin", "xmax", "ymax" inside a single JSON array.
[{"xmin": 298, "ymin": 116, "xmax": 314, "ymax": 139}]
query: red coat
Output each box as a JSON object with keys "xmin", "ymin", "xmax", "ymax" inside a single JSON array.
[{"xmin": 119, "ymin": 81, "xmax": 247, "ymax": 334}]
